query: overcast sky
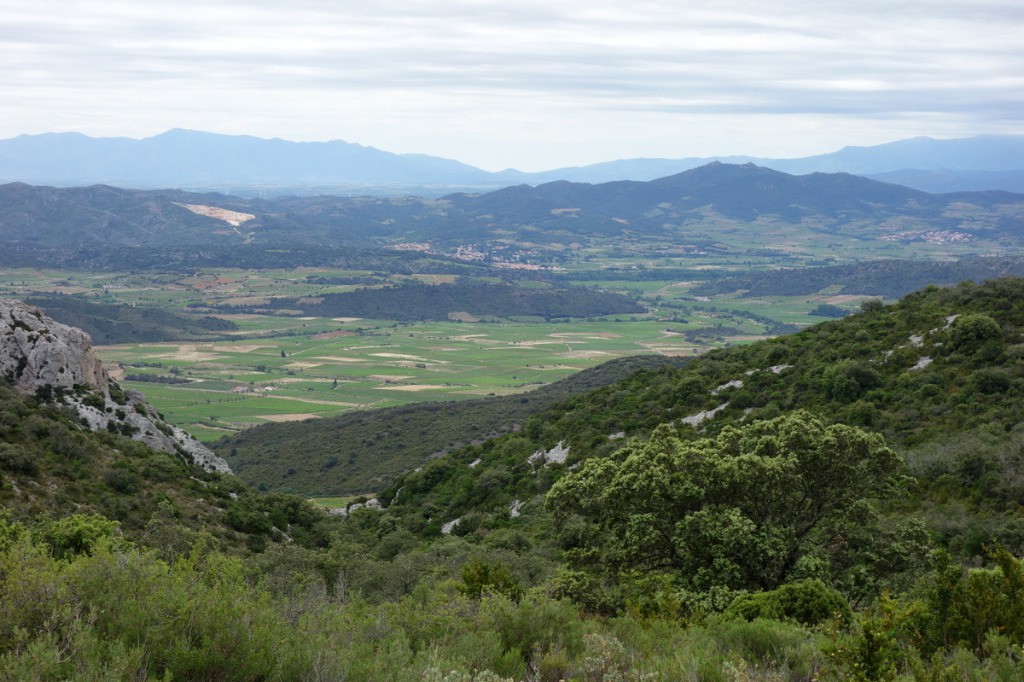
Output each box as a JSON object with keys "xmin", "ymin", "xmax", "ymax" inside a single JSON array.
[{"xmin": 1, "ymin": 0, "xmax": 1021, "ymax": 171}]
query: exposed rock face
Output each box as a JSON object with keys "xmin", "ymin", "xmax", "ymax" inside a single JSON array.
[
  {"xmin": 0, "ymin": 299, "xmax": 107, "ymax": 394},
  {"xmin": 0, "ymin": 298, "xmax": 231, "ymax": 474}
]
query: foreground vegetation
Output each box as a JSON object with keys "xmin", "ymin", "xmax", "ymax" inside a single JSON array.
[
  {"xmin": 3, "ymin": 280, "xmax": 1024, "ymax": 678},
  {"xmin": 3, "ymin": 446, "xmax": 1024, "ymax": 680},
  {"xmin": 2, "ymin": 518, "xmax": 1024, "ymax": 675}
]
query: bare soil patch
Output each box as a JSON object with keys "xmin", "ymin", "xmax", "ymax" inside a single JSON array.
[
  {"xmin": 259, "ymin": 413, "xmax": 321, "ymax": 423},
  {"xmin": 375, "ymin": 384, "xmax": 446, "ymax": 392}
]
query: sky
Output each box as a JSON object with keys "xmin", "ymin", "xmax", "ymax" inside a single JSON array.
[{"xmin": 1, "ymin": 0, "xmax": 1022, "ymax": 172}]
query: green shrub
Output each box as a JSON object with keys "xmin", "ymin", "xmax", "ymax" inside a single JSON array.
[
  {"xmin": 479, "ymin": 592, "xmax": 585, "ymax": 671},
  {"xmin": 32, "ymin": 513, "xmax": 120, "ymax": 560},
  {"xmin": 460, "ymin": 558, "xmax": 523, "ymax": 601},
  {"xmin": 948, "ymin": 314, "xmax": 1002, "ymax": 354},
  {"xmin": 107, "ymin": 382, "xmax": 128, "ymax": 405},
  {"xmin": 0, "ymin": 443, "xmax": 38, "ymax": 476},
  {"xmin": 726, "ymin": 579, "xmax": 852, "ymax": 626},
  {"xmin": 712, "ymin": 616, "xmax": 823, "ymax": 680},
  {"xmin": 922, "ymin": 547, "xmax": 1024, "ymax": 653},
  {"xmin": 80, "ymin": 392, "xmax": 106, "ymax": 410}
]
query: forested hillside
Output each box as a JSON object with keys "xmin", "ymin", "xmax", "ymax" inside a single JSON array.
[
  {"xmin": 249, "ymin": 282, "xmax": 645, "ymax": 321},
  {"xmin": 379, "ymin": 278, "xmax": 1024, "ymax": 564},
  {"xmin": 690, "ymin": 255, "xmax": 1024, "ymax": 298},
  {"xmin": 26, "ymin": 295, "xmax": 237, "ymax": 344},
  {"xmin": 4, "ymin": 164, "xmax": 1022, "ymax": 258}
]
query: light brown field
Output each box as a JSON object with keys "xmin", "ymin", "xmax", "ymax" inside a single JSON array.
[
  {"xmin": 375, "ymin": 384, "xmax": 446, "ymax": 392},
  {"xmin": 448, "ymin": 335, "xmax": 502, "ymax": 344},
  {"xmin": 558, "ymin": 350, "xmax": 616, "ymax": 359},
  {"xmin": 370, "ymin": 352, "xmax": 430, "ymax": 360},
  {"xmin": 259, "ymin": 413, "xmax": 321, "ymax": 423},
  {"xmin": 549, "ymin": 332, "xmax": 622, "ymax": 339},
  {"xmin": 177, "ymin": 203, "xmax": 255, "ymax": 226},
  {"xmin": 209, "ymin": 344, "xmax": 275, "ymax": 353},
  {"xmin": 158, "ymin": 349, "xmax": 226, "ymax": 362}
]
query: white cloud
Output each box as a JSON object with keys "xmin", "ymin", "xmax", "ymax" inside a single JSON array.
[{"xmin": 0, "ymin": 0, "xmax": 1021, "ymax": 170}]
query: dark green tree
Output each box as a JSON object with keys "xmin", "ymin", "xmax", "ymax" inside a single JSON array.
[
  {"xmin": 948, "ymin": 314, "xmax": 1001, "ymax": 353},
  {"xmin": 546, "ymin": 411, "xmax": 904, "ymax": 600}
]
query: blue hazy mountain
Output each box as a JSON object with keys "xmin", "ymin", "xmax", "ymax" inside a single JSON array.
[
  {"xmin": 0, "ymin": 130, "xmax": 1022, "ymax": 194},
  {"xmin": 0, "ymin": 129, "xmax": 492, "ymax": 190}
]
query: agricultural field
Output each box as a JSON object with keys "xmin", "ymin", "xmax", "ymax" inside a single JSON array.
[{"xmin": 0, "ymin": 264, "xmax": 875, "ymax": 441}]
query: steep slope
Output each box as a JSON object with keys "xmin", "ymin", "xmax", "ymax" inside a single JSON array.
[
  {"xmin": 0, "ymin": 299, "xmax": 338, "ymax": 554},
  {"xmin": 374, "ymin": 278, "xmax": 1024, "ymax": 565},
  {"xmin": 0, "ymin": 298, "xmax": 229, "ymax": 473},
  {"xmin": 0, "ymin": 379, "xmax": 336, "ymax": 554}
]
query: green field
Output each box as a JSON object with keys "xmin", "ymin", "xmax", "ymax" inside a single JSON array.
[{"xmin": 0, "ymin": 264, "xmax": 874, "ymax": 440}]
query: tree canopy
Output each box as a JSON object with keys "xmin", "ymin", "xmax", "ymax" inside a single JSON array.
[{"xmin": 546, "ymin": 411, "xmax": 906, "ymax": 599}]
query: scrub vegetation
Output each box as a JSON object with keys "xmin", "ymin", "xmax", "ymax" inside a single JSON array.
[{"xmin": 4, "ymin": 278, "xmax": 1024, "ymax": 679}]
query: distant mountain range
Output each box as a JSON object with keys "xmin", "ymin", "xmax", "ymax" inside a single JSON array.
[
  {"xmin": 1, "ymin": 130, "xmax": 1022, "ymax": 195},
  {"xmin": 1, "ymin": 163, "xmax": 1021, "ymax": 259}
]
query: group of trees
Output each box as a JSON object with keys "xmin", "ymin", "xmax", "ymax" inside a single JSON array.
[
  {"xmin": 546, "ymin": 412, "xmax": 919, "ymax": 611},
  {"xmin": 242, "ymin": 282, "xmax": 645, "ymax": 322}
]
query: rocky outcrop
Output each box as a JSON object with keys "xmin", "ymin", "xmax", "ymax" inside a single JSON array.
[
  {"xmin": 0, "ymin": 298, "xmax": 231, "ymax": 474},
  {"xmin": 0, "ymin": 299, "xmax": 107, "ymax": 394}
]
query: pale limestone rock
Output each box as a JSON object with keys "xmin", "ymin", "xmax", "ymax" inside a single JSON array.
[
  {"xmin": 678, "ymin": 402, "xmax": 730, "ymax": 428},
  {"xmin": 0, "ymin": 299, "xmax": 106, "ymax": 393},
  {"xmin": 528, "ymin": 441, "xmax": 570, "ymax": 468},
  {"xmin": 0, "ymin": 298, "xmax": 231, "ymax": 474},
  {"xmin": 330, "ymin": 498, "xmax": 381, "ymax": 517},
  {"xmin": 911, "ymin": 356, "xmax": 933, "ymax": 371},
  {"xmin": 712, "ymin": 379, "xmax": 744, "ymax": 395}
]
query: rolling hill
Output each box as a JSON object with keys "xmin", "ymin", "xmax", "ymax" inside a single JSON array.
[{"xmin": 2, "ymin": 164, "xmax": 1022, "ymax": 263}]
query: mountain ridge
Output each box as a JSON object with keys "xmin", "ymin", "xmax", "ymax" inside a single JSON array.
[
  {"xmin": 2, "ymin": 130, "xmax": 1022, "ymax": 194},
  {"xmin": 3, "ymin": 164, "xmax": 1020, "ymax": 260}
]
